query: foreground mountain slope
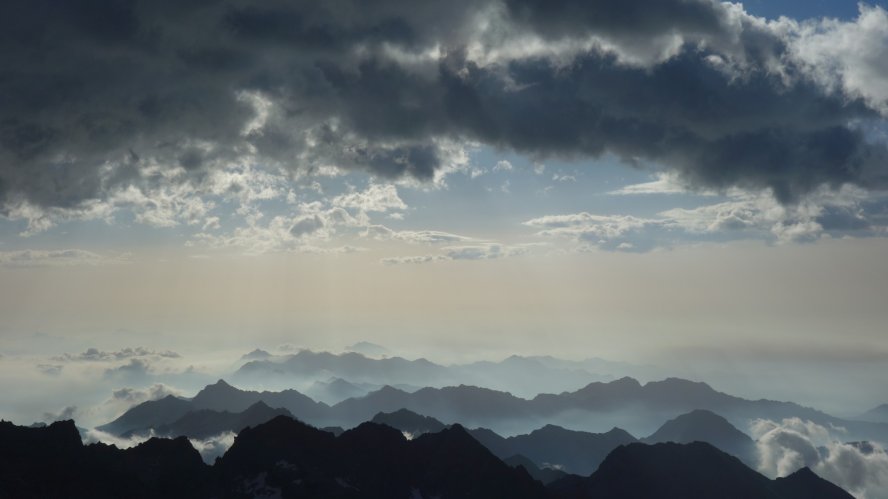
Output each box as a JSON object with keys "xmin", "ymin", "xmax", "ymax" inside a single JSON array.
[
  {"xmin": 548, "ymin": 441, "xmax": 853, "ymax": 499},
  {"xmin": 214, "ymin": 416, "xmax": 547, "ymax": 498},
  {"xmin": 772, "ymin": 467, "xmax": 855, "ymax": 499},
  {"xmin": 0, "ymin": 418, "xmax": 854, "ymax": 499},
  {"xmin": 0, "ymin": 420, "xmax": 209, "ymax": 499}
]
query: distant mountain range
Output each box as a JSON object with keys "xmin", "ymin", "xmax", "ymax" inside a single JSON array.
[
  {"xmin": 101, "ymin": 375, "xmax": 888, "ymax": 444},
  {"xmin": 0, "ymin": 417, "xmax": 852, "ymax": 498},
  {"xmin": 233, "ymin": 350, "xmax": 615, "ymax": 397},
  {"xmin": 857, "ymin": 403, "xmax": 888, "ymax": 424}
]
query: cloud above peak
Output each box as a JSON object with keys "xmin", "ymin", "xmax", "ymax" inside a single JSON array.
[{"xmin": 1, "ymin": 0, "xmax": 888, "ymax": 234}]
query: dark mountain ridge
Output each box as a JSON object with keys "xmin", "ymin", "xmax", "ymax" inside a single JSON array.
[
  {"xmin": 0, "ymin": 417, "xmax": 853, "ymax": 499},
  {"xmin": 548, "ymin": 441, "xmax": 853, "ymax": 499}
]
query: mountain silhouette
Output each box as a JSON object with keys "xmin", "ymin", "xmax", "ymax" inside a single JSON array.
[
  {"xmin": 214, "ymin": 415, "xmax": 546, "ymax": 498},
  {"xmin": 97, "ymin": 394, "xmax": 193, "ymax": 435},
  {"xmin": 772, "ymin": 466, "xmax": 856, "ymax": 499},
  {"xmin": 100, "ymin": 380, "xmax": 329, "ymax": 436},
  {"xmin": 503, "ymin": 454, "xmax": 568, "ymax": 484},
  {"xmin": 548, "ymin": 441, "xmax": 853, "ymax": 499},
  {"xmin": 468, "ymin": 424, "xmax": 638, "ymax": 475},
  {"xmin": 365, "ymin": 408, "xmax": 636, "ymax": 475},
  {"xmin": 1, "ymin": 418, "xmax": 854, "ymax": 499},
  {"xmin": 100, "ymin": 376, "xmax": 888, "ymax": 445},
  {"xmin": 371, "ymin": 408, "xmax": 447, "ymax": 435},
  {"xmin": 0, "ymin": 419, "xmax": 209, "ymax": 498},
  {"xmin": 155, "ymin": 401, "xmax": 293, "ymax": 439},
  {"xmin": 642, "ymin": 409, "xmax": 758, "ymax": 466}
]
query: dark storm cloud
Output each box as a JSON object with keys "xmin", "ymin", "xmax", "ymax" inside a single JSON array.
[
  {"xmin": 0, "ymin": 0, "xmax": 886, "ymax": 217},
  {"xmin": 503, "ymin": 0, "xmax": 729, "ymax": 40}
]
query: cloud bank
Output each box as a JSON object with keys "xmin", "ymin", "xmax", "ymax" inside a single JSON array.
[
  {"xmin": 753, "ymin": 417, "xmax": 888, "ymax": 499},
  {"xmin": 2, "ymin": 0, "xmax": 888, "ymax": 232}
]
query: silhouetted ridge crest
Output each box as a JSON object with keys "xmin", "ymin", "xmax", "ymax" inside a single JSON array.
[
  {"xmin": 0, "ymin": 418, "xmax": 855, "ymax": 499},
  {"xmin": 773, "ymin": 467, "xmax": 854, "ymax": 499},
  {"xmin": 548, "ymin": 441, "xmax": 854, "ymax": 499}
]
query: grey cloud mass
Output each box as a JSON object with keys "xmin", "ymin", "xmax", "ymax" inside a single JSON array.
[{"xmin": 1, "ymin": 0, "xmax": 888, "ymax": 226}]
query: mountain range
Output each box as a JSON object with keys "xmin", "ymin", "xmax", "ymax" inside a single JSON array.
[
  {"xmin": 233, "ymin": 350, "xmax": 615, "ymax": 398},
  {"xmin": 0, "ymin": 416, "xmax": 853, "ymax": 499},
  {"xmin": 373, "ymin": 408, "xmax": 757, "ymax": 475},
  {"xmin": 101, "ymin": 376, "xmax": 888, "ymax": 444}
]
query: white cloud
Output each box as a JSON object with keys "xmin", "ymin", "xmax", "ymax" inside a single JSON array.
[
  {"xmin": 189, "ymin": 202, "xmax": 367, "ymax": 255},
  {"xmin": 362, "ymin": 224, "xmax": 475, "ymax": 244},
  {"xmin": 381, "ymin": 242, "xmax": 541, "ymax": 265},
  {"xmin": 188, "ymin": 431, "xmax": 237, "ymax": 463},
  {"xmin": 788, "ymin": 6, "xmax": 888, "ymax": 115},
  {"xmin": 609, "ymin": 172, "xmax": 707, "ymax": 196},
  {"xmin": 526, "ymin": 185, "xmax": 886, "ymax": 251},
  {"xmin": 752, "ymin": 418, "xmax": 888, "ymax": 499},
  {"xmin": 524, "ymin": 212, "xmax": 656, "ymax": 241},
  {"xmin": 332, "ymin": 184, "xmax": 407, "ymax": 213}
]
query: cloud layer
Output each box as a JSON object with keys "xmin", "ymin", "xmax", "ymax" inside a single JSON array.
[{"xmin": 2, "ymin": 0, "xmax": 888, "ymax": 233}]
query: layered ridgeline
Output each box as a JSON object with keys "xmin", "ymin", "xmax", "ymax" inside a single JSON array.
[
  {"xmin": 100, "ymin": 376, "xmax": 888, "ymax": 444},
  {"xmin": 232, "ymin": 350, "xmax": 640, "ymax": 399},
  {"xmin": 375, "ymin": 408, "xmax": 755, "ymax": 476},
  {"xmin": 95, "ymin": 390, "xmax": 818, "ymax": 480},
  {"xmin": 0, "ymin": 417, "xmax": 852, "ymax": 499}
]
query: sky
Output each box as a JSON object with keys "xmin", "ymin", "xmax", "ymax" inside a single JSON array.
[{"xmin": 1, "ymin": 0, "xmax": 888, "ymax": 423}]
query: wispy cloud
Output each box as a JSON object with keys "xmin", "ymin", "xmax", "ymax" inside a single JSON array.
[{"xmin": 0, "ymin": 249, "xmax": 128, "ymax": 267}]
